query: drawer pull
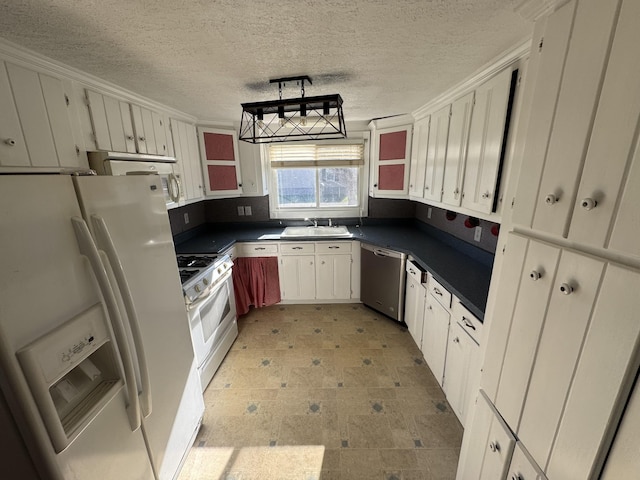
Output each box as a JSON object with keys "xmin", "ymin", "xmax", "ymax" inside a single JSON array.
[
  {"xmin": 328, "ymin": 246, "xmax": 340, "ymax": 249},
  {"xmin": 409, "ymin": 268, "xmax": 416, "ymax": 275},
  {"xmin": 462, "ymin": 317, "xmax": 476, "ymax": 330},
  {"xmin": 433, "ymin": 287, "xmax": 443, "ymax": 296},
  {"xmin": 292, "ymin": 247, "xmax": 303, "ymax": 250},
  {"xmin": 255, "ymin": 247, "xmax": 266, "ymax": 251}
]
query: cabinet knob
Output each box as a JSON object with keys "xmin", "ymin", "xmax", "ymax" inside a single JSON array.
[
  {"xmin": 453, "ymin": 337, "xmax": 460, "ymax": 344},
  {"xmin": 481, "ymin": 192, "xmax": 490, "ymax": 199},
  {"xmin": 454, "ymin": 188, "xmax": 460, "ymax": 198},
  {"xmin": 139, "ymin": 136, "xmax": 146, "ymax": 142},
  {"xmin": 374, "ymin": 183, "xmax": 378, "ymax": 188},
  {"xmin": 545, "ymin": 194, "xmax": 558, "ymax": 205},
  {"xmin": 321, "ymin": 261, "xmax": 326, "ymax": 265},
  {"xmin": 530, "ymin": 270, "xmax": 541, "ymax": 281},
  {"xmin": 511, "ymin": 475, "xmax": 523, "ymax": 480},
  {"xmin": 3, "ymin": 138, "xmax": 16, "ymax": 146},
  {"xmin": 425, "ymin": 186, "xmax": 430, "ymax": 190},
  {"xmin": 560, "ymin": 283, "xmax": 574, "ymax": 295},
  {"xmin": 127, "ymin": 135, "xmax": 135, "ymax": 141},
  {"xmin": 581, "ymin": 197, "xmax": 597, "ymax": 210},
  {"xmin": 489, "ymin": 441, "xmax": 500, "ymax": 453}
]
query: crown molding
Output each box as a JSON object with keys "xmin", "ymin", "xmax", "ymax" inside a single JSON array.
[
  {"xmin": 0, "ymin": 37, "xmax": 196, "ymax": 122},
  {"xmin": 412, "ymin": 40, "xmax": 531, "ymax": 120}
]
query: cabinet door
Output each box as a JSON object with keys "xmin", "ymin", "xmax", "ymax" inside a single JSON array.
[
  {"xmin": 130, "ymin": 104, "xmax": 158, "ymax": 154},
  {"xmin": 569, "ymin": 0, "xmax": 640, "ymax": 257},
  {"xmin": 508, "ymin": 442, "xmax": 547, "ymax": 480},
  {"xmin": 481, "ymin": 233, "xmax": 530, "ymax": 401},
  {"xmin": 518, "ymin": 250, "xmax": 605, "ymax": 468},
  {"xmin": 198, "ymin": 127, "xmax": 243, "ymax": 196},
  {"xmin": 421, "ymin": 294, "xmax": 450, "ymax": 386},
  {"xmin": 462, "ymin": 68, "xmax": 513, "ymax": 213},
  {"xmin": 529, "ymin": 0, "xmax": 620, "ymax": 237},
  {"xmin": 547, "ymin": 263, "xmax": 640, "ymax": 480},
  {"xmin": 316, "ymin": 254, "xmax": 351, "ymax": 300},
  {"xmin": 495, "ymin": 240, "xmax": 561, "ymax": 432},
  {"xmin": 442, "ymin": 92, "xmax": 474, "ymax": 206},
  {"xmin": 444, "ymin": 322, "xmax": 477, "ymax": 425},
  {"xmin": 408, "ymin": 116, "xmax": 430, "ymax": 198},
  {"xmin": 372, "ymin": 125, "xmax": 412, "ymax": 195},
  {"xmin": 403, "ymin": 274, "xmax": 425, "ymax": 347},
  {"xmin": 238, "ymin": 140, "xmax": 267, "ymax": 196},
  {"xmin": 280, "ymin": 255, "xmax": 315, "ymax": 300},
  {"xmin": 102, "ymin": 94, "xmax": 136, "ymax": 153},
  {"xmin": 424, "ymin": 105, "xmax": 450, "ymax": 202},
  {"xmin": 512, "ymin": 0, "xmax": 577, "ymax": 228},
  {"xmin": 456, "ymin": 389, "xmax": 516, "ymax": 480},
  {"xmin": 151, "ymin": 111, "xmax": 168, "ymax": 156},
  {"xmin": 169, "ymin": 118, "xmax": 188, "ymax": 203},
  {"xmin": 0, "ymin": 62, "xmax": 30, "ymax": 167},
  {"xmin": 5, "ymin": 63, "xmax": 58, "ymax": 167}
]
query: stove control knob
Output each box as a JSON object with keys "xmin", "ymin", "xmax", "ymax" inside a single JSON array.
[
  {"xmin": 203, "ymin": 278, "xmax": 209, "ymax": 285},
  {"xmin": 217, "ymin": 267, "xmax": 222, "ymax": 274},
  {"xmin": 194, "ymin": 284, "xmax": 201, "ymax": 293}
]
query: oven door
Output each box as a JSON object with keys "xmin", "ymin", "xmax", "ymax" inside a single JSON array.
[{"xmin": 187, "ymin": 271, "xmax": 237, "ymax": 373}]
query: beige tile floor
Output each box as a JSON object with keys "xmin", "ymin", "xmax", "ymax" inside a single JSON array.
[{"xmin": 178, "ymin": 304, "xmax": 462, "ymax": 480}]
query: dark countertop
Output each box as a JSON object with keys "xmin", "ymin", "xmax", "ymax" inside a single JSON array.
[{"xmin": 175, "ymin": 222, "xmax": 494, "ymax": 320}]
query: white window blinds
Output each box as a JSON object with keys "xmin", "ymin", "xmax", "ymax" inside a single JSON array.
[{"xmin": 269, "ymin": 143, "xmax": 364, "ymax": 168}]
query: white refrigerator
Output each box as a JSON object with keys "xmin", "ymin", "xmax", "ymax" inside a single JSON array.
[{"xmin": 0, "ymin": 174, "xmax": 204, "ymax": 480}]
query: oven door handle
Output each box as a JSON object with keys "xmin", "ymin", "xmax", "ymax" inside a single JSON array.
[
  {"xmin": 187, "ymin": 270, "xmax": 232, "ymax": 312},
  {"xmin": 90, "ymin": 214, "xmax": 152, "ymax": 419},
  {"xmin": 71, "ymin": 217, "xmax": 141, "ymax": 432}
]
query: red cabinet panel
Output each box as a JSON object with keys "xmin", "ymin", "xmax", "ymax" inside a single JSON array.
[{"xmin": 379, "ymin": 130, "xmax": 407, "ymax": 161}]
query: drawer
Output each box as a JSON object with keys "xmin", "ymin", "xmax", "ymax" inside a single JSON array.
[
  {"xmin": 315, "ymin": 242, "xmax": 352, "ymax": 254},
  {"xmin": 452, "ymin": 299, "xmax": 483, "ymax": 345},
  {"xmin": 406, "ymin": 259, "xmax": 427, "ymax": 284},
  {"xmin": 280, "ymin": 242, "xmax": 315, "ymax": 254},
  {"xmin": 427, "ymin": 273, "xmax": 452, "ymax": 309},
  {"xmin": 236, "ymin": 242, "xmax": 279, "ymax": 256}
]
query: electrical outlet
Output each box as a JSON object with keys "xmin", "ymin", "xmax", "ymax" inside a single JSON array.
[
  {"xmin": 237, "ymin": 206, "xmax": 245, "ymax": 216},
  {"xmin": 183, "ymin": 212, "xmax": 189, "ymax": 224},
  {"xmin": 427, "ymin": 207, "xmax": 432, "ymax": 219},
  {"xmin": 245, "ymin": 206, "xmax": 252, "ymax": 216},
  {"xmin": 474, "ymin": 226, "xmax": 482, "ymax": 242}
]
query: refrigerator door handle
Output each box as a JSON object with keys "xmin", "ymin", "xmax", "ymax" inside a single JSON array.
[
  {"xmin": 168, "ymin": 173, "xmax": 181, "ymax": 203},
  {"xmin": 90, "ymin": 214, "xmax": 152, "ymax": 419},
  {"xmin": 70, "ymin": 217, "xmax": 142, "ymax": 431}
]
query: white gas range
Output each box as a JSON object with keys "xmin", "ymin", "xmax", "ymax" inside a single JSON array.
[{"xmin": 176, "ymin": 254, "xmax": 238, "ymax": 391}]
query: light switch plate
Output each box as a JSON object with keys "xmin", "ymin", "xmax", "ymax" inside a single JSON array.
[
  {"xmin": 237, "ymin": 206, "xmax": 245, "ymax": 216},
  {"xmin": 245, "ymin": 206, "xmax": 252, "ymax": 216},
  {"xmin": 427, "ymin": 207, "xmax": 432, "ymax": 219},
  {"xmin": 184, "ymin": 212, "xmax": 189, "ymax": 224},
  {"xmin": 474, "ymin": 226, "xmax": 482, "ymax": 242}
]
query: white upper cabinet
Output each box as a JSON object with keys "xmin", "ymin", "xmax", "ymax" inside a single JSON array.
[
  {"xmin": 86, "ymin": 89, "xmax": 171, "ymax": 157},
  {"xmin": 0, "ymin": 61, "xmax": 81, "ymax": 169},
  {"xmin": 462, "ymin": 67, "xmax": 513, "ymax": 213},
  {"xmin": 567, "ymin": 0, "xmax": 640, "ymax": 258},
  {"xmin": 198, "ymin": 126, "xmax": 243, "ymax": 197},
  {"xmin": 442, "ymin": 92, "xmax": 474, "ymax": 207},
  {"xmin": 423, "ymin": 105, "xmax": 450, "ymax": 203},
  {"xmin": 408, "ymin": 115, "xmax": 430, "ymax": 198},
  {"xmin": 370, "ymin": 121, "xmax": 412, "ymax": 197},
  {"xmin": 170, "ymin": 118, "xmax": 203, "ymax": 204},
  {"xmin": 238, "ymin": 140, "xmax": 268, "ymax": 197}
]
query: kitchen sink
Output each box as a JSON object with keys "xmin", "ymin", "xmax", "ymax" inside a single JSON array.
[{"xmin": 280, "ymin": 225, "xmax": 353, "ymax": 238}]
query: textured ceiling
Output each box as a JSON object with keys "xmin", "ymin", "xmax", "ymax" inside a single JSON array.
[{"xmin": 0, "ymin": 0, "xmax": 532, "ymax": 123}]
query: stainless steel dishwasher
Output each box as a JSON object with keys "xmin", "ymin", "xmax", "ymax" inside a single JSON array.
[{"xmin": 360, "ymin": 244, "xmax": 407, "ymax": 321}]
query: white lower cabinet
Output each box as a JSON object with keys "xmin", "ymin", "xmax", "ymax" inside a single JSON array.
[
  {"xmin": 404, "ymin": 260, "xmax": 426, "ymax": 347},
  {"xmin": 421, "ymin": 291, "xmax": 450, "ymax": 387},
  {"xmin": 280, "ymin": 254, "xmax": 316, "ymax": 301},
  {"xmin": 509, "ymin": 442, "xmax": 548, "ymax": 480},
  {"xmin": 279, "ymin": 241, "xmax": 354, "ymax": 302}
]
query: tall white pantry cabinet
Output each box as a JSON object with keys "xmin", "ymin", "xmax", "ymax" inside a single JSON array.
[{"xmin": 457, "ymin": 0, "xmax": 640, "ymax": 479}]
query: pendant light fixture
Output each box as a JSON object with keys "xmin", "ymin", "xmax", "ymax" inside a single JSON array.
[{"xmin": 239, "ymin": 75, "xmax": 347, "ymax": 144}]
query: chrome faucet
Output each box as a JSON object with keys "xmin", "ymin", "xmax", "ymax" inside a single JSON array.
[{"xmin": 304, "ymin": 217, "xmax": 318, "ymax": 227}]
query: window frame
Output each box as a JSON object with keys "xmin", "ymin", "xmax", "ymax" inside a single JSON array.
[{"xmin": 267, "ymin": 131, "xmax": 370, "ymax": 220}]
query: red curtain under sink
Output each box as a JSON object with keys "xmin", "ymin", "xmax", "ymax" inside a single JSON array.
[{"xmin": 232, "ymin": 257, "xmax": 281, "ymax": 316}]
